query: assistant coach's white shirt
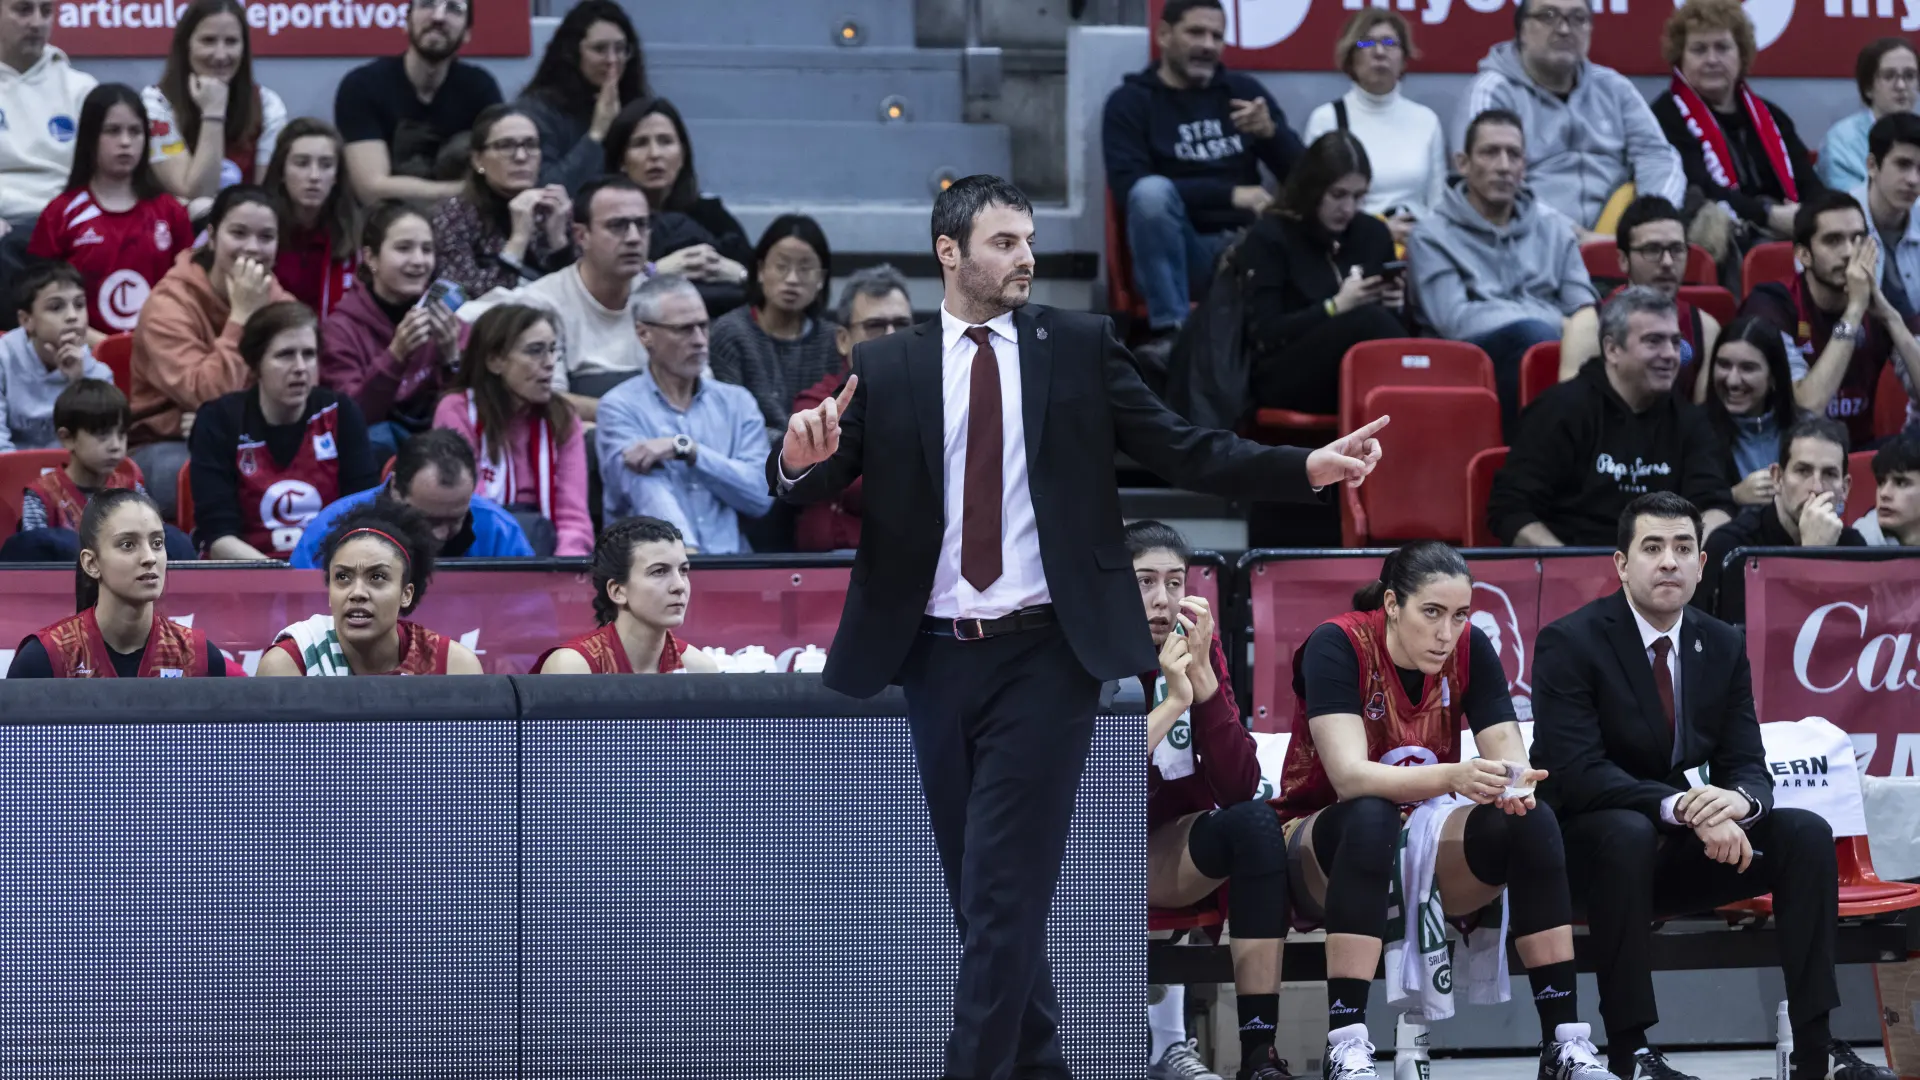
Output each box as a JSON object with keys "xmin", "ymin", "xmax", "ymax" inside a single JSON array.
[{"xmin": 926, "ymin": 305, "xmax": 1048, "ymax": 620}]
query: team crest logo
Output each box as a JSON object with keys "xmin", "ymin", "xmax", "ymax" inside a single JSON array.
[
  {"xmin": 154, "ymin": 220, "xmax": 173, "ymax": 251},
  {"xmin": 313, "ymin": 432, "xmax": 338, "ymax": 461},
  {"xmin": 1363, "ymin": 670, "xmax": 1388, "ymax": 721},
  {"xmin": 48, "ymin": 115, "xmax": 75, "ymax": 142},
  {"xmin": 239, "ymin": 447, "xmax": 258, "ymax": 476}
]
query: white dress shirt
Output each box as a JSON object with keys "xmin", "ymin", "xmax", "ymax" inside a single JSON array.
[
  {"xmin": 926, "ymin": 305, "xmax": 1049, "ymax": 619},
  {"xmin": 1628, "ymin": 598, "xmax": 1760, "ymax": 827}
]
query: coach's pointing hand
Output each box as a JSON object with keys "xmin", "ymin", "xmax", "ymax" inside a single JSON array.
[
  {"xmin": 1306, "ymin": 414, "xmax": 1389, "ymax": 489},
  {"xmin": 781, "ymin": 374, "xmax": 859, "ymax": 473}
]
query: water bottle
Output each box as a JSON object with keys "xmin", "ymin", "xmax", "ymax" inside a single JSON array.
[
  {"xmin": 1394, "ymin": 1014, "xmax": 1431, "ymax": 1080},
  {"xmin": 727, "ymin": 644, "xmax": 779, "ymax": 673},
  {"xmin": 791, "ymin": 645, "xmax": 827, "ymax": 673},
  {"xmin": 1775, "ymin": 1000, "xmax": 1792, "ymax": 1080}
]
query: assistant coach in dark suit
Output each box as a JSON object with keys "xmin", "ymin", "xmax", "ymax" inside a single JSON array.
[
  {"xmin": 1530, "ymin": 491, "xmax": 1886, "ymax": 1080},
  {"xmin": 767, "ymin": 175, "xmax": 1388, "ymax": 1080}
]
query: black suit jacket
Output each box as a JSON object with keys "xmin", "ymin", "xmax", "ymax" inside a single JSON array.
[
  {"xmin": 767, "ymin": 306, "xmax": 1321, "ymax": 698},
  {"xmin": 1531, "ymin": 589, "xmax": 1773, "ymax": 825}
]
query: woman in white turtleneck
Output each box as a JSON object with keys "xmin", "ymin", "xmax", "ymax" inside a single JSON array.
[{"xmin": 1303, "ymin": 9, "xmax": 1446, "ymax": 247}]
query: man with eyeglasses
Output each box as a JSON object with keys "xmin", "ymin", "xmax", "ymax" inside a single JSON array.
[
  {"xmin": 596, "ymin": 274, "xmax": 771, "ymax": 555},
  {"xmin": 1457, "ymin": 0, "xmax": 1683, "ymax": 239},
  {"xmin": 1562, "ymin": 197, "xmax": 1722, "ymax": 393},
  {"xmin": 334, "ymin": 0, "xmax": 503, "ymax": 205},
  {"xmin": 790, "ymin": 264, "xmax": 914, "ymax": 551},
  {"xmin": 0, "ymin": 0, "xmax": 96, "ymax": 332}
]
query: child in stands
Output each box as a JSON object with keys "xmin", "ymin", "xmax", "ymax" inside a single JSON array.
[
  {"xmin": 9, "ymin": 488, "xmax": 226, "ymax": 677},
  {"xmin": 255, "ymin": 502, "xmax": 481, "ymax": 676},
  {"xmin": 536, "ymin": 515, "xmax": 719, "ymax": 674},
  {"xmin": 0, "ymin": 264, "xmax": 110, "ymax": 452}
]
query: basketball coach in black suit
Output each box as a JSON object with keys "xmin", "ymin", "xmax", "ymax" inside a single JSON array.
[
  {"xmin": 767, "ymin": 174, "xmax": 1389, "ymax": 1080},
  {"xmin": 1530, "ymin": 491, "xmax": 1890, "ymax": 1080}
]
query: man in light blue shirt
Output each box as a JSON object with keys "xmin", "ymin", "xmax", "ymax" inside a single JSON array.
[
  {"xmin": 597, "ymin": 274, "xmax": 772, "ymax": 554},
  {"xmin": 1855, "ymin": 113, "xmax": 1920, "ymax": 321}
]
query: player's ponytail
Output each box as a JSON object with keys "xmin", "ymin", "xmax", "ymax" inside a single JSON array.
[{"xmin": 1353, "ymin": 541, "xmax": 1471, "ymax": 612}]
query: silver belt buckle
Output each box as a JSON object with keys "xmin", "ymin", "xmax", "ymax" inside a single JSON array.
[{"xmin": 952, "ymin": 617, "xmax": 986, "ymax": 641}]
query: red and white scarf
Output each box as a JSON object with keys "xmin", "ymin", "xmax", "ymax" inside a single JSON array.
[
  {"xmin": 466, "ymin": 389, "xmax": 554, "ymax": 520},
  {"xmin": 1667, "ymin": 70, "xmax": 1797, "ymax": 202}
]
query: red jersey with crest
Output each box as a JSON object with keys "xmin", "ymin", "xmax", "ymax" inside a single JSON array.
[
  {"xmin": 537, "ymin": 623, "xmax": 688, "ymax": 674},
  {"xmin": 27, "ymin": 189, "xmax": 192, "ymax": 335},
  {"xmin": 1276, "ymin": 608, "xmax": 1471, "ymax": 822},
  {"xmin": 32, "ymin": 607, "xmax": 213, "ymax": 678},
  {"xmin": 235, "ymin": 402, "xmax": 343, "ymax": 557},
  {"xmin": 24, "ymin": 458, "xmax": 146, "ymax": 530},
  {"xmin": 268, "ymin": 619, "xmax": 453, "ymax": 675}
]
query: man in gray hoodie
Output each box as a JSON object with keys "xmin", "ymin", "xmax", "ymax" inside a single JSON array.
[
  {"xmin": 1411, "ymin": 109, "xmax": 1599, "ymax": 436},
  {"xmin": 1456, "ymin": 0, "xmax": 1684, "ymax": 238}
]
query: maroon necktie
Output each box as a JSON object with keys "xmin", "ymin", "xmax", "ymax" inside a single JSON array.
[
  {"xmin": 1651, "ymin": 636, "xmax": 1676, "ymax": 734},
  {"xmin": 961, "ymin": 326, "xmax": 1003, "ymax": 592}
]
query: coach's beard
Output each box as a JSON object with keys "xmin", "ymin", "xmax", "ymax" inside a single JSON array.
[{"xmin": 959, "ymin": 264, "xmax": 1032, "ymax": 316}]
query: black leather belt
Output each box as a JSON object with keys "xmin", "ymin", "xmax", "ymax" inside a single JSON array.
[{"xmin": 921, "ymin": 604, "xmax": 1056, "ymax": 641}]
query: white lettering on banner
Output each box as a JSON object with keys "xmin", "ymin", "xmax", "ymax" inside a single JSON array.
[
  {"xmin": 58, "ymin": 1, "xmax": 408, "ymax": 34},
  {"xmin": 1822, "ymin": 0, "xmax": 1920, "ymax": 30},
  {"xmin": 1793, "ymin": 600, "xmax": 1920, "ymax": 694},
  {"xmin": 1886, "ymin": 734, "xmax": 1920, "ymax": 777},
  {"xmin": 1223, "ymin": 0, "xmax": 1313, "ymax": 48}
]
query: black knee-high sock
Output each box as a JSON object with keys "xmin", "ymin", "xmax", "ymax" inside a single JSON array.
[
  {"xmin": 1528, "ymin": 960, "xmax": 1579, "ymax": 1038},
  {"xmin": 1328, "ymin": 977, "xmax": 1370, "ymax": 1031},
  {"xmin": 1239, "ymin": 993, "xmax": 1279, "ymax": 1060}
]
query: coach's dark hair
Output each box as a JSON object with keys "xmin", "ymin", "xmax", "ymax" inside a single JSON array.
[
  {"xmin": 1616, "ymin": 491, "xmax": 1705, "ymax": 554},
  {"xmin": 591, "ymin": 516, "xmax": 685, "ymax": 626},
  {"xmin": 571, "ymin": 174, "xmax": 648, "ymax": 227},
  {"xmin": 391, "ymin": 428, "xmax": 477, "ymax": 495},
  {"xmin": 1778, "ymin": 415, "xmax": 1851, "ymax": 469},
  {"xmin": 1464, "ymin": 108, "xmax": 1525, "ymax": 154},
  {"xmin": 11, "ymin": 261, "xmax": 85, "ymax": 319},
  {"xmin": 1794, "ymin": 189, "xmax": 1865, "ymax": 251},
  {"xmin": 239, "ymin": 301, "xmax": 319, "ymax": 372},
  {"xmin": 1355, "ymin": 541, "xmax": 1470, "ymax": 612},
  {"xmin": 75, "ymin": 488, "xmax": 163, "ymax": 612},
  {"xmin": 1123, "ymin": 520, "xmax": 1193, "ymax": 564},
  {"xmin": 1162, "ymin": 0, "xmax": 1225, "ymax": 23},
  {"xmin": 1873, "ymin": 433, "xmax": 1920, "ymax": 483},
  {"xmin": 319, "ymin": 503, "xmax": 437, "ymax": 616},
  {"xmin": 53, "ymin": 378, "xmax": 130, "ymax": 438},
  {"xmin": 68, "ymin": 83, "xmax": 166, "ymax": 202},
  {"xmin": 746, "ymin": 213, "xmax": 831, "ymax": 317},
  {"xmin": 1856, "ymin": 37, "xmax": 1917, "ymax": 106},
  {"xmin": 193, "ymin": 185, "xmax": 278, "ymax": 271},
  {"xmin": 931, "ymin": 174, "xmax": 1033, "ymax": 259}
]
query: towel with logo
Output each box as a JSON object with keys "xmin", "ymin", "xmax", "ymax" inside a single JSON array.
[
  {"xmin": 1150, "ymin": 673, "xmax": 1195, "ymax": 780},
  {"xmin": 1384, "ymin": 794, "xmax": 1510, "ymax": 1021},
  {"xmin": 274, "ymin": 614, "xmax": 350, "ymax": 678}
]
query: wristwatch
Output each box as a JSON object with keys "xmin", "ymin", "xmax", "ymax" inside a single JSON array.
[
  {"xmin": 1832, "ymin": 318, "xmax": 1867, "ymax": 346},
  {"xmin": 672, "ymin": 434, "xmax": 694, "ymax": 461}
]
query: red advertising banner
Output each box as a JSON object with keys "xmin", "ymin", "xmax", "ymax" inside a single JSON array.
[
  {"xmin": 1149, "ymin": 0, "xmax": 1907, "ymax": 79},
  {"xmin": 1241, "ymin": 551, "xmax": 1619, "ymax": 732},
  {"xmin": 1744, "ymin": 552, "xmax": 1920, "ymax": 776},
  {"xmin": 55, "ymin": 0, "xmax": 533, "ymax": 58}
]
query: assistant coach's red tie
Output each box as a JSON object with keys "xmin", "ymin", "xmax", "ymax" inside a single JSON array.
[
  {"xmin": 1651, "ymin": 636, "xmax": 1676, "ymax": 734},
  {"xmin": 962, "ymin": 325, "xmax": 1003, "ymax": 592}
]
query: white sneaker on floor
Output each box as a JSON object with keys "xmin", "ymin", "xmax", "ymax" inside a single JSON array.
[
  {"xmin": 1149, "ymin": 1038, "xmax": 1225, "ymax": 1080},
  {"xmin": 1537, "ymin": 1023, "xmax": 1615, "ymax": 1080},
  {"xmin": 1324, "ymin": 1022, "xmax": 1379, "ymax": 1080}
]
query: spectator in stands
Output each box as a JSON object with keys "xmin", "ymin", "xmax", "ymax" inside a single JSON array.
[
  {"xmin": 129, "ymin": 184, "xmax": 293, "ymax": 519},
  {"xmin": 1489, "ymin": 286, "xmax": 1735, "ymax": 547},
  {"xmin": 710, "ymin": 214, "xmax": 839, "ymax": 442},
  {"xmin": 267, "ymin": 118, "xmax": 360, "ymax": 320},
  {"xmin": 189, "ymin": 301, "xmax": 377, "ymax": 561},
  {"xmin": 28, "ymin": 84, "xmax": 192, "ymax": 340},
  {"xmin": 0, "ymin": 0, "xmax": 98, "ymax": 323},
  {"xmin": 1857, "ymin": 433, "xmax": 1920, "ymax": 545},
  {"xmin": 535, "ymin": 515, "xmax": 721, "ymax": 674},
  {"xmin": 791, "ymin": 265, "xmax": 913, "ymax": 552},
  {"xmin": 515, "ymin": 0, "xmax": 646, "ymax": 196},
  {"xmin": 1240, "ymin": 132, "xmax": 1405, "ymax": 416},
  {"xmin": 0, "ymin": 264, "xmax": 109, "ymax": 451},
  {"xmin": 1652, "ymin": 0, "xmax": 1820, "ymax": 251},
  {"xmin": 1, "ymin": 378, "xmax": 192, "ymax": 562},
  {"xmin": 1739, "ymin": 190, "xmax": 1920, "ymax": 448},
  {"xmin": 320, "ymin": 200, "xmax": 458, "ymax": 460},
  {"xmin": 1456, "ymin": 0, "xmax": 1683, "ymax": 238},
  {"xmin": 432, "ymin": 104, "xmax": 573, "ymax": 301},
  {"xmin": 1129, "ymin": 520, "xmax": 1293, "ymax": 1080},
  {"xmin": 1278, "ymin": 541, "xmax": 1606, "ymax": 1080},
  {"xmin": 1699, "ymin": 416, "xmax": 1864, "ymax": 618},
  {"xmin": 508, "ymin": 176, "xmax": 651, "ymax": 420},
  {"xmin": 7, "ymin": 489, "xmax": 225, "ymax": 678},
  {"xmin": 433, "ymin": 303, "xmax": 590, "ymax": 557},
  {"xmin": 1102, "ymin": 0, "xmax": 1305, "ymax": 353},
  {"xmin": 1410, "ymin": 109, "xmax": 1598, "ymax": 435},
  {"xmin": 142, "ymin": 0, "xmax": 286, "ymax": 200},
  {"xmin": 1301, "ymin": 9, "xmax": 1445, "ymax": 244},
  {"xmin": 1703, "ymin": 314, "xmax": 1801, "ymax": 506},
  {"xmin": 1820, "ymin": 39, "xmax": 1918, "ymax": 193},
  {"xmin": 1533, "ymin": 492, "xmax": 1896, "ymax": 1080},
  {"xmin": 606, "ymin": 97, "xmax": 752, "ymax": 314},
  {"xmin": 334, "ymin": 0, "xmax": 502, "ymax": 205},
  {"xmin": 258, "ymin": 502, "xmax": 483, "ymax": 676},
  {"xmin": 1856, "ymin": 113, "xmax": 1920, "ymax": 322},
  {"xmin": 290, "ymin": 428, "xmax": 532, "ymax": 568},
  {"xmin": 1561, "ymin": 197, "xmax": 1722, "ymax": 392},
  {"xmin": 597, "ymin": 274, "xmax": 769, "ymax": 555}
]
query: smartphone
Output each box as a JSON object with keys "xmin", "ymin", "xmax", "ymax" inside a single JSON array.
[
  {"xmin": 1376, "ymin": 260, "xmax": 1408, "ymax": 283},
  {"xmin": 418, "ymin": 279, "xmax": 468, "ymax": 314}
]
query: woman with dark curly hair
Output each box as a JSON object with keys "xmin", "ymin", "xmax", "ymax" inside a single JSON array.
[{"xmin": 536, "ymin": 516, "xmax": 719, "ymax": 674}]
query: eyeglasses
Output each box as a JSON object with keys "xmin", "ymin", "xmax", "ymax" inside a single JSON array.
[
  {"xmin": 1629, "ymin": 242, "xmax": 1689, "ymax": 263},
  {"xmin": 1879, "ymin": 68, "xmax": 1920, "ymax": 85},
  {"xmin": 767, "ymin": 261, "xmax": 824, "ymax": 283},
  {"xmin": 412, "ymin": 0, "xmax": 468, "ymax": 17},
  {"xmin": 514, "ymin": 341, "xmax": 558, "ymax": 360},
  {"xmin": 1355, "ymin": 37, "xmax": 1401, "ymax": 50},
  {"xmin": 584, "ymin": 40, "xmax": 631, "ymax": 60},
  {"xmin": 484, "ymin": 138, "xmax": 540, "ymax": 158},
  {"xmin": 643, "ymin": 319, "xmax": 710, "ymax": 337},
  {"xmin": 598, "ymin": 216, "xmax": 650, "ymax": 236},
  {"xmin": 1524, "ymin": 8, "xmax": 1593, "ymax": 31},
  {"xmin": 855, "ymin": 317, "xmax": 914, "ymax": 334}
]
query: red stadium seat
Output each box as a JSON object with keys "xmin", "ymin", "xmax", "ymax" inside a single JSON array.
[
  {"xmin": 95, "ymin": 333, "xmax": 133, "ymax": 392},
  {"xmin": 1336, "ymin": 339, "xmax": 1495, "ymax": 441},
  {"xmin": 1678, "ymin": 285, "xmax": 1737, "ymax": 329},
  {"xmin": 1104, "ymin": 189, "xmax": 1148, "ymax": 329},
  {"xmin": 1742, "ymin": 242, "xmax": 1797, "ymax": 297},
  {"xmin": 1247, "ymin": 408, "xmax": 1337, "ymax": 447},
  {"xmin": 1343, "ymin": 384, "xmax": 1503, "ymax": 544},
  {"xmin": 1148, "ymin": 903, "xmax": 1226, "ymax": 935},
  {"xmin": 174, "ymin": 460, "xmax": 194, "ymax": 535},
  {"xmin": 1720, "ymin": 836, "xmax": 1920, "ymax": 920},
  {"xmin": 1875, "ymin": 363, "xmax": 1910, "ymax": 440},
  {"xmin": 1848, "ymin": 449, "xmax": 1877, "ymax": 518},
  {"xmin": 1465, "ymin": 447, "xmax": 1509, "ymax": 547},
  {"xmin": 0, "ymin": 449, "xmax": 69, "ymax": 535},
  {"xmin": 1580, "ymin": 239, "xmax": 1718, "ymax": 287},
  {"xmin": 1520, "ymin": 342, "xmax": 1561, "ymax": 408}
]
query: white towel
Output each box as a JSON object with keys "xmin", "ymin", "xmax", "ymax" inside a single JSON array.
[
  {"xmin": 1149, "ymin": 674, "xmax": 1195, "ymax": 779},
  {"xmin": 274, "ymin": 614, "xmax": 350, "ymax": 677},
  {"xmin": 1384, "ymin": 795, "xmax": 1511, "ymax": 1021}
]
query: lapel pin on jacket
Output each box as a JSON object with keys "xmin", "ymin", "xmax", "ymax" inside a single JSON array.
[
  {"xmin": 1035, "ymin": 326, "xmax": 1047, "ymax": 340},
  {"xmin": 1695, "ymin": 638, "xmax": 1702, "ymax": 653}
]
